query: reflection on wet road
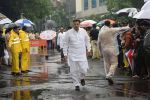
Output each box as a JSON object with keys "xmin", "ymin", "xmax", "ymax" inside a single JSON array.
[{"xmin": 0, "ymin": 50, "xmax": 150, "ymax": 100}]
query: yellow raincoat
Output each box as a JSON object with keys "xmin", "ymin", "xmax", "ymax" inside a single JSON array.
[
  {"xmin": 19, "ymin": 30, "xmax": 30, "ymax": 71},
  {"xmin": 9, "ymin": 30, "xmax": 22, "ymax": 73}
]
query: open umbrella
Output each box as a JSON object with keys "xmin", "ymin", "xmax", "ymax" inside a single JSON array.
[
  {"xmin": 97, "ymin": 19, "xmax": 115, "ymax": 26},
  {"xmin": 46, "ymin": 20, "xmax": 57, "ymax": 29},
  {"xmin": 0, "ymin": 18, "xmax": 12, "ymax": 24},
  {"xmin": 80, "ymin": 22, "xmax": 93, "ymax": 27},
  {"xmin": 80, "ymin": 20, "xmax": 97, "ymax": 27},
  {"xmin": 116, "ymin": 8, "xmax": 138, "ymax": 17},
  {"xmin": 133, "ymin": 9, "xmax": 150, "ymax": 19},
  {"xmin": 15, "ymin": 19, "xmax": 34, "ymax": 27},
  {"xmin": 0, "ymin": 13, "xmax": 7, "ymax": 20},
  {"xmin": 141, "ymin": 0, "xmax": 150, "ymax": 10},
  {"xmin": 40, "ymin": 30, "xmax": 56, "ymax": 40},
  {"xmin": 0, "ymin": 13, "xmax": 12, "ymax": 24}
]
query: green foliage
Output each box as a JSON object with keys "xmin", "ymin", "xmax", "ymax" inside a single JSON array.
[
  {"xmin": 106, "ymin": 0, "xmax": 144, "ymax": 11},
  {"xmin": 0, "ymin": 0, "xmax": 53, "ymax": 22}
]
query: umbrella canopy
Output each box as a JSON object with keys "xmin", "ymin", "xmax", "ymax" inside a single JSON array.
[
  {"xmin": 40, "ymin": 30, "xmax": 56, "ymax": 40},
  {"xmin": 81, "ymin": 20, "xmax": 97, "ymax": 24},
  {"xmin": 3, "ymin": 23, "xmax": 15, "ymax": 29},
  {"xmin": 0, "ymin": 13, "xmax": 7, "ymax": 20},
  {"xmin": 15, "ymin": 19, "xmax": 34, "ymax": 27},
  {"xmin": 80, "ymin": 20, "xmax": 97, "ymax": 27},
  {"xmin": 0, "ymin": 18, "xmax": 12, "ymax": 25},
  {"xmin": 116, "ymin": 8, "xmax": 138, "ymax": 17},
  {"xmin": 141, "ymin": 0, "xmax": 150, "ymax": 10},
  {"xmin": 80, "ymin": 22, "xmax": 93, "ymax": 27},
  {"xmin": 0, "ymin": 13, "xmax": 12, "ymax": 25},
  {"xmin": 97, "ymin": 19, "xmax": 115, "ymax": 26},
  {"xmin": 45, "ymin": 20, "xmax": 57, "ymax": 29},
  {"xmin": 133, "ymin": 10, "xmax": 150, "ymax": 19}
]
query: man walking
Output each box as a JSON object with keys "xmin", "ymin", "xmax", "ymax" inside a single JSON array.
[
  {"xmin": 57, "ymin": 27, "xmax": 65, "ymax": 62},
  {"xmin": 63, "ymin": 19, "xmax": 91, "ymax": 91},
  {"xmin": 98, "ymin": 21, "xmax": 129, "ymax": 85},
  {"xmin": 90, "ymin": 24, "xmax": 100, "ymax": 59}
]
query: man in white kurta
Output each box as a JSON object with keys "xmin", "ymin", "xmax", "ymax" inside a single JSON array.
[
  {"xmin": 98, "ymin": 21, "xmax": 129, "ymax": 85},
  {"xmin": 57, "ymin": 27, "xmax": 66, "ymax": 61},
  {"xmin": 63, "ymin": 19, "xmax": 91, "ymax": 91}
]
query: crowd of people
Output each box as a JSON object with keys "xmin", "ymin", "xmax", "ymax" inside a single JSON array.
[
  {"xmin": 0, "ymin": 18, "xmax": 150, "ymax": 91},
  {"xmin": 0, "ymin": 24, "xmax": 30, "ymax": 76},
  {"xmin": 56, "ymin": 19, "xmax": 150, "ymax": 90}
]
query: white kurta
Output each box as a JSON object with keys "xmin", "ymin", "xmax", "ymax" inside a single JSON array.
[
  {"xmin": 57, "ymin": 32, "xmax": 66, "ymax": 49},
  {"xmin": 63, "ymin": 28, "xmax": 91, "ymax": 61},
  {"xmin": 98, "ymin": 26, "xmax": 129, "ymax": 78},
  {"xmin": 63, "ymin": 28, "xmax": 91, "ymax": 86}
]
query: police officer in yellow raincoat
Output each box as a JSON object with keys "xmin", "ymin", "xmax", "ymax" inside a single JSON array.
[
  {"xmin": 19, "ymin": 26, "xmax": 30, "ymax": 73},
  {"xmin": 8, "ymin": 24, "xmax": 22, "ymax": 75}
]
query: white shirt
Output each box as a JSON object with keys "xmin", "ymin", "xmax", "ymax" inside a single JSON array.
[
  {"xmin": 98, "ymin": 26, "xmax": 129, "ymax": 55},
  {"xmin": 57, "ymin": 32, "xmax": 65, "ymax": 48},
  {"xmin": 63, "ymin": 28, "xmax": 91, "ymax": 61}
]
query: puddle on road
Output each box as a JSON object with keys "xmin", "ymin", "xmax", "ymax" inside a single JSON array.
[
  {"xmin": 0, "ymin": 80, "xmax": 150, "ymax": 100},
  {"xmin": 113, "ymin": 81, "xmax": 150, "ymax": 97},
  {"xmin": 0, "ymin": 53, "xmax": 150, "ymax": 99},
  {"xmin": 57, "ymin": 65, "xmax": 70, "ymax": 75},
  {"xmin": 0, "ymin": 81, "xmax": 8, "ymax": 88}
]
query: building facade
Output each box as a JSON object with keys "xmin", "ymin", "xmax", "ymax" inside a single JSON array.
[
  {"xmin": 75, "ymin": 0, "xmax": 108, "ymax": 18},
  {"xmin": 59, "ymin": 0, "xmax": 108, "ymax": 18}
]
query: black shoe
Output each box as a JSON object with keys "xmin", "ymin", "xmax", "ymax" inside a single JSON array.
[
  {"xmin": 15, "ymin": 72, "xmax": 22, "ymax": 76},
  {"xmin": 21, "ymin": 71, "xmax": 27, "ymax": 73},
  {"xmin": 21, "ymin": 70, "xmax": 29, "ymax": 73},
  {"xmin": 11, "ymin": 72, "xmax": 22, "ymax": 76},
  {"xmin": 106, "ymin": 78, "xmax": 114, "ymax": 85},
  {"xmin": 143, "ymin": 76, "xmax": 150, "ymax": 80},
  {"xmin": 80, "ymin": 79, "xmax": 85, "ymax": 86},
  {"xmin": 75, "ymin": 86, "xmax": 80, "ymax": 91},
  {"xmin": 26, "ymin": 70, "xmax": 31, "ymax": 72},
  {"xmin": 11, "ymin": 72, "xmax": 16, "ymax": 75}
]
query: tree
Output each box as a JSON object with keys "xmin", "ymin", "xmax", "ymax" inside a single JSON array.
[
  {"xmin": 106, "ymin": 0, "xmax": 144, "ymax": 11},
  {"xmin": 0, "ymin": 0, "xmax": 53, "ymax": 22}
]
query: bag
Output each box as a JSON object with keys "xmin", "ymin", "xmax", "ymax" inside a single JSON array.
[{"xmin": 4, "ymin": 49, "xmax": 9, "ymax": 65}]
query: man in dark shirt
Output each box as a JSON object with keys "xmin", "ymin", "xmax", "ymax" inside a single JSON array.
[
  {"xmin": 89, "ymin": 24, "xmax": 100, "ymax": 59},
  {"xmin": 144, "ymin": 28, "xmax": 150, "ymax": 79},
  {"xmin": 0, "ymin": 28, "xmax": 5, "ymax": 66}
]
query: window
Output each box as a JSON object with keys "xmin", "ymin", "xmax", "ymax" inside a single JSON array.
[
  {"xmin": 92, "ymin": 0, "xmax": 97, "ymax": 8},
  {"xmin": 84, "ymin": 0, "xmax": 88, "ymax": 10},
  {"xmin": 99, "ymin": 0, "xmax": 106, "ymax": 6}
]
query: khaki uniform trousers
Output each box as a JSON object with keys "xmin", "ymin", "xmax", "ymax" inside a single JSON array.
[{"xmin": 91, "ymin": 40, "xmax": 100, "ymax": 59}]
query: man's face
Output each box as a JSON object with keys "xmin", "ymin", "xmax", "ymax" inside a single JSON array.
[
  {"xmin": 60, "ymin": 27, "xmax": 64, "ymax": 33},
  {"xmin": 73, "ymin": 21, "xmax": 80, "ymax": 31},
  {"xmin": 14, "ymin": 28, "xmax": 20, "ymax": 34}
]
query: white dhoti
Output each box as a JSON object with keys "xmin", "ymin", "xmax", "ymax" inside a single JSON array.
[
  {"xmin": 68, "ymin": 58, "xmax": 89, "ymax": 86},
  {"xmin": 102, "ymin": 47, "xmax": 118, "ymax": 78}
]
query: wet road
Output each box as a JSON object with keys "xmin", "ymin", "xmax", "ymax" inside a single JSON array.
[{"xmin": 0, "ymin": 50, "xmax": 150, "ymax": 100}]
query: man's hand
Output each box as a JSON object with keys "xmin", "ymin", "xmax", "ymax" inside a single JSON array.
[{"xmin": 136, "ymin": 38, "xmax": 140, "ymax": 42}]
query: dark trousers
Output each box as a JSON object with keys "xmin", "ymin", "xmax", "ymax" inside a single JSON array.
[
  {"xmin": 60, "ymin": 49, "xmax": 64, "ymax": 60},
  {"xmin": 118, "ymin": 49, "xmax": 124, "ymax": 68}
]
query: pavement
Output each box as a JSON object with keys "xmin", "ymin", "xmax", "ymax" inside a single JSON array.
[{"xmin": 0, "ymin": 50, "xmax": 150, "ymax": 100}]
